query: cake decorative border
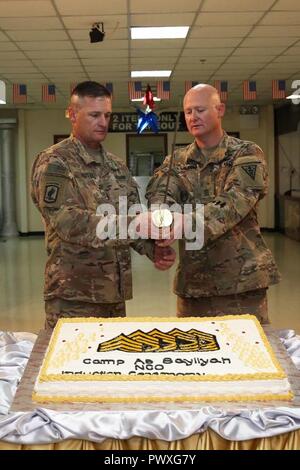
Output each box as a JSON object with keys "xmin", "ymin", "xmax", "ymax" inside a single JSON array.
[
  {"xmin": 38, "ymin": 314, "xmax": 287, "ymax": 383},
  {"xmin": 32, "ymin": 391, "xmax": 294, "ymax": 404}
]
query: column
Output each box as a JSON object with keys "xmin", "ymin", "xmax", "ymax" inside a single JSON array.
[{"xmin": 0, "ymin": 118, "xmax": 18, "ymax": 237}]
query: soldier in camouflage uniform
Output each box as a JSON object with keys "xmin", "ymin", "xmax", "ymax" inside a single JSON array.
[
  {"xmin": 31, "ymin": 81, "xmax": 175, "ymax": 329},
  {"xmin": 146, "ymin": 84, "xmax": 280, "ymax": 324}
]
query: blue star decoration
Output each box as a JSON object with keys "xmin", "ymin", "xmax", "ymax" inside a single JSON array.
[{"xmin": 136, "ymin": 106, "xmax": 159, "ymax": 134}]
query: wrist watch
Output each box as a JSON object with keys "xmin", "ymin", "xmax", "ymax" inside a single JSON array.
[{"xmin": 151, "ymin": 208, "xmax": 173, "ymax": 228}]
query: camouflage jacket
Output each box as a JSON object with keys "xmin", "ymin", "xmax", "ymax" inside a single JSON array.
[
  {"xmin": 146, "ymin": 133, "xmax": 281, "ymax": 297},
  {"xmin": 31, "ymin": 135, "xmax": 153, "ymax": 303}
]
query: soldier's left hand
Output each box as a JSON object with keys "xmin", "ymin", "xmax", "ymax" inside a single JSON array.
[{"xmin": 154, "ymin": 245, "xmax": 176, "ymax": 270}]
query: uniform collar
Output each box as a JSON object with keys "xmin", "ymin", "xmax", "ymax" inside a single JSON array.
[
  {"xmin": 70, "ymin": 134, "xmax": 106, "ymax": 165},
  {"xmin": 186, "ymin": 132, "xmax": 229, "ymax": 165}
]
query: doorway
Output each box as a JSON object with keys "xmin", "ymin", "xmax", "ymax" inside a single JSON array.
[{"xmin": 126, "ymin": 134, "xmax": 168, "ymax": 205}]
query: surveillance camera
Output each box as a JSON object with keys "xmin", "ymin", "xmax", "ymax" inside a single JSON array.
[{"xmin": 89, "ymin": 24, "xmax": 105, "ymax": 43}]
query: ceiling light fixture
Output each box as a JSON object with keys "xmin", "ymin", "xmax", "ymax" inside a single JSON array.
[
  {"xmin": 89, "ymin": 22, "xmax": 105, "ymax": 43},
  {"xmin": 131, "ymin": 70, "xmax": 171, "ymax": 78},
  {"xmin": 131, "ymin": 26, "xmax": 189, "ymax": 40}
]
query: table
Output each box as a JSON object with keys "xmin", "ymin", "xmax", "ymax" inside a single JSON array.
[{"xmin": 1, "ymin": 327, "xmax": 300, "ymax": 450}]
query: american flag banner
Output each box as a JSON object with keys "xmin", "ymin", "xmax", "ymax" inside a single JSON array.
[
  {"xmin": 13, "ymin": 84, "xmax": 27, "ymax": 104},
  {"xmin": 156, "ymin": 81, "xmax": 170, "ymax": 100},
  {"xmin": 185, "ymin": 81, "xmax": 198, "ymax": 94},
  {"xmin": 243, "ymin": 80, "xmax": 257, "ymax": 101},
  {"xmin": 214, "ymin": 80, "xmax": 228, "ymax": 102},
  {"xmin": 128, "ymin": 81, "xmax": 143, "ymax": 100},
  {"xmin": 105, "ymin": 82, "xmax": 113, "ymax": 96},
  {"xmin": 272, "ymin": 79, "xmax": 286, "ymax": 99},
  {"xmin": 42, "ymin": 84, "xmax": 56, "ymax": 102}
]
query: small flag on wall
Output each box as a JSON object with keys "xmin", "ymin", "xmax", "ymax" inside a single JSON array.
[
  {"xmin": 105, "ymin": 82, "xmax": 113, "ymax": 95},
  {"xmin": 214, "ymin": 80, "xmax": 228, "ymax": 102},
  {"xmin": 42, "ymin": 84, "xmax": 56, "ymax": 102},
  {"xmin": 272, "ymin": 79, "xmax": 286, "ymax": 99},
  {"xmin": 13, "ymin": 84, "xmax": 27, "ymax": 104},
  {"xmin": 243, "ymin": 80, "xmax": 257, "ymax": 101},
  {"xmin": 156, "ymin": 81, "xmax": 170, "ymax": 100},
  {"xmin": 185, "ymin": 81, "xmax": 199, "ymax": 94},
  {"xmin": 128, "ymin": 81, "xmax": 143, "ymax": 100}
]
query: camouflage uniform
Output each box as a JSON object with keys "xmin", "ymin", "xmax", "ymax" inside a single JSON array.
[
  {"xmin": 31, "ymin": 135, "xmax": 153, "ymax": 329},
  {"xmin": 146, "ymin": 133, "xmax": 281, "ymax": 323}
]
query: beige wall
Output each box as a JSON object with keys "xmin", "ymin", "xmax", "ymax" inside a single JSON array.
[{"xmin": 14, "ymin": 105, "xmax": 275, "ymax": 232}]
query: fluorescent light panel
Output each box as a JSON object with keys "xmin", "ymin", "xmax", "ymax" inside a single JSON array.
[
  {"xmin": 131, "ymin": 26, "xmax": 189, "ymax": 40},
  {"xmin": 131, "ymin": 70, "xmax": 171, "ymax": 78}
]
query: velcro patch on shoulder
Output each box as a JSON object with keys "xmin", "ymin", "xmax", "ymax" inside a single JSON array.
[
  {"xmin": 41, "ymin": 175, "xmax": 67, "ymax": 208},
  {"xmin": 241, "ymin": 164, "xmax": 257, "ymax": 180},
  {"xmin": 233, "ymin": 155, "xmax": 262, "ymax": 166},
  {"xmin": 45, "ymin": 161, "xmax": 68, "ymax": 176},
  {"xmin": 44, "ymin": 183, "xmax": 59, "ymax": 203}
]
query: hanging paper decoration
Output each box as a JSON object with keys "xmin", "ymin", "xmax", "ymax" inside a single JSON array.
[
  {"xmin": 136, "ymin": 84, "xmax": 159, "ymax": 134},
  {"xmin": 136, "ymin": 107, "xmax": 159, "ymax": 134},
  {"xmin": 143, "ymin": 83, "xmax": 155, "ymax": 110}
]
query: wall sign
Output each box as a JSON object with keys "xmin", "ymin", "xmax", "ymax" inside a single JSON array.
[{"xmin": 109, "ymin": 112, "xmax": 188, "ymax": 133}]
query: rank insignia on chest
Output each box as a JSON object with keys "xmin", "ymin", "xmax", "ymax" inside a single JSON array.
[{"xmin": 44, "ymin": 184, "xmax": 59, "ymax": 203}]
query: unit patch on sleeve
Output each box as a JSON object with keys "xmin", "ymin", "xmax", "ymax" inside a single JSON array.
[
  {"xmin": 44, "ymin": 183, "xmax": 59, "ymax": 203},
  {"xmin": 241, "ymin": 164, "xmax": 257, "ymax": 180}
]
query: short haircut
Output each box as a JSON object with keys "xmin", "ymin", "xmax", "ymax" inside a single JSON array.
[{"xmin": 71, "ymin": 81, "xmax": 111, "ymax": 99}]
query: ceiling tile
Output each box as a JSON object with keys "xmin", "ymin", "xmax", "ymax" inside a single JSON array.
[
  {"xmin": 190, "ymin": 26, "xmax": 252, "ymax": 38},
  {"xmin": 241, "ymin": 37, "xmax": 296, "ymax": 47},
  {"xmin": 78, "ymin": 49, "xmax": 128, "ymax": 58},
  {"xmin": 55, "ymin": 0, "xmax": 127, "ymax": 15},
  {"xmin": 81, "ymin": 57, "xmax": 128, "ymax": 65},
  {"xmin": 250, "ymin": 26, "xmax": 300, "ymax": 37},
  {"xmin": 130, "ymin": 0, "xmax": 200, "ymax": 13},
  {"xmin": 202, "ymin": 0, "xmax": 274, "ymax": 11},
  {"xmin": 233, "ymin": 47, "xmax": 285, "ymax": 56},
  {"xmin": 73, "ymin": 39, "xmax": 128, "ymax": 50},
  {"xmin": 26, "ymin": 50, "xmax": 77, "ymax": 59},
  {"xmin": 18, "ymin": 41, "xmax": 73, "ymax": 51},
  {"xmin": 68, "ymin": 28, "xmax": 128, "ymax": 40},
  {"xmin": 0, "ymin": 18, "xmax": 62, "ymax": 30},
  {"xmin": 7, "ymin": 30, "xmax": 69, "ymax": 41},
  {"xmin": 181, "ymin": 48, "xmax": 233, "ymax": 57},
  {"xmin": 62, "ymin": 15, "xmax": 127, "ymax": 29},
  {"xmin": 131, "ymin": 49, "xmax": 178, "ymax": 58},
  {"xmin": 195, "ymin": 12, "xmax": 263, "ymax": 26},
  {"xmin": 0, "ymin": 42, "xmax": 19, "ymax": 51},
  {"xmin": 0, "ymin": 1, "xmax": 56, "ymax": 17},
  {"xmin": 0, "ymin": 51, "xmax": 26, "ymax": 59},
  {"xmin": 273, "ymin": 0, "xmax": 300, "ymax": 10},
  {"xmin": 261, "ymin": 12, "xmax": 300, "ymax": 24},
  {"xmin": 131, "ymin": 13, "xmax": 194, "ymax": 27},
  {"xmin": 186, "ymin": 38, "xmax": 241, "ymax": 48}
]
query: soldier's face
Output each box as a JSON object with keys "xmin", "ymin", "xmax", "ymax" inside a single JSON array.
[
  {"xmin": 184, "ymin": 90, "xmax": 224, "ymax": 143},
  {"xmin": 70, "ymin": 96, "xmax": 112, "ymax": 148}
]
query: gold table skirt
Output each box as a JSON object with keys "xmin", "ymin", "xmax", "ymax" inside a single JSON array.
[{"xmin": 1, "ymin": 428, "xmax": 300, "ymax": 450}]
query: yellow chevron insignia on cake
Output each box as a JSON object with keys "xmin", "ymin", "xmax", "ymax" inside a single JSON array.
[{"xmin": 97, "ymin": 328, "xmax": 219, "ymax": 353}]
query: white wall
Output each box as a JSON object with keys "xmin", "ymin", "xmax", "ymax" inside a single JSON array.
[{"xmin": 15, "ymin": 105, "xmax": 275, "ymax": 232}]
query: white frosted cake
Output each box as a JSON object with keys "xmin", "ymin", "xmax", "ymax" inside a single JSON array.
[{"xmin": 33, "ymin": 315, "xmax": 293, "ymax": 403}]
